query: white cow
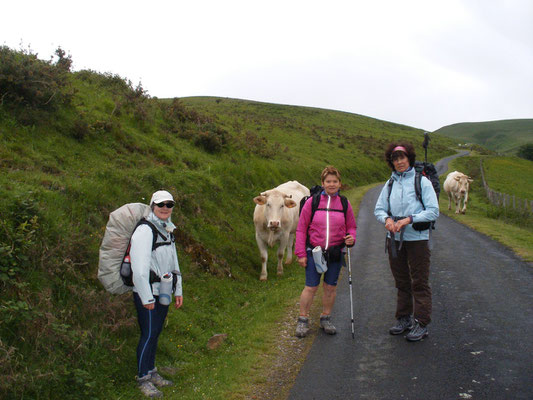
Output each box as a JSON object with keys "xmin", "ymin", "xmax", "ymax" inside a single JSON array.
[
  {"xmin": 443, "ymin": 171, "xmax": 473, "ymax": 214},
  {"xmin": 253, "ymin": 181, "xmax": 310, "ymax": 281}
]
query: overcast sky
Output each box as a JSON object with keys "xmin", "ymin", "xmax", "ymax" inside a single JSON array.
[{"xmin": 3, "ymin": 0, "xmax": 532, "ymax": 131}]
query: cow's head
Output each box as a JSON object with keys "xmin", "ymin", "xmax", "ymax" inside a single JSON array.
[
  {"xmin": 454, "ymin": 174, "xmax": 473, "ymax": 194},
  {"xmin": 253, "ymin": 190, "xmax": 296, "ymax": 231}
]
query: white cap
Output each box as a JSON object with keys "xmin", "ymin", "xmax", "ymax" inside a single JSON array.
[{"xmin": 150, "ymin": 190, "xmax": 174, "ymax": 205}]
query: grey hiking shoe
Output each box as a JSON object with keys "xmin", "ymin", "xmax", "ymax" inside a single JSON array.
[
  {"xmin": 320, "ymin": 315, "xmax": 336, "ymax": 335},
  {"xmin": 389, "ymin": 315, "xmax": 413, "ymax": 335},
  {"xmin": 406, "ymin": 321, "xmax": 428, "ymax": 342},
  {"xmin": 138, "ymin": 375, "xmax": 163, "ymax": 398},
  {"xmin": 295, "ymin": 316, "xmax": 310, "ymax": 338},
  {"xmin": 150, "ymin": 368, "xmax": 173, "ymax": 387}
]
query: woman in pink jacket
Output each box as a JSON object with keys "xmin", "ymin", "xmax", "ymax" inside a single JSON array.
[{"xmin": 294, "ymin": 166, "xmax": 357, "ymax": 338}]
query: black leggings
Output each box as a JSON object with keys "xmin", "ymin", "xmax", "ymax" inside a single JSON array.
[{"xmin": 133, "ymin": 292, "xmax": 169, "ymax": 378}]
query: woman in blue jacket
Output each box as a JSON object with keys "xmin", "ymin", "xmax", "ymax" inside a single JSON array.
[{"xmin": 374, "ymin": 142, "xmax": 439, "ymax": 342}]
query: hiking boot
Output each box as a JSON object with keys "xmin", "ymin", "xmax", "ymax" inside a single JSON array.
[
  {"xmin": 150, "ymin": 368, "xmax": 174, "ymax": 387},
  {"xmin": 406, "ymin": 321, "xmax": 429, "ymax": 342},
  {"xmin": 138, "ymin": 375, "xmax": 163, "ymax": 398},
  {"xmin": 295, "ymin": 316, "xmax": 310, "ymax": 338},
  {"xmin": 320, "ymin": 315, "xmax": 336, "ymax": 335},
  {"xmin": 389, "ymin": 315, "xmax": 413, "ymax": 335}
]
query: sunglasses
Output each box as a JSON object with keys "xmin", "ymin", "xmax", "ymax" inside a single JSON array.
[{"xmin": 155, "ymin": 202, "xmax": 175, "ymax": 208}]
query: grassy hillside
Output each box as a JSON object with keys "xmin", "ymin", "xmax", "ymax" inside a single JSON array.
[
  {"xmin": 0, "ymin": 46, "xmax": 455, "ymax": 399},
  {"xmin": 434, "ymin": 119, "xmax": 533, "ymax": 154}
]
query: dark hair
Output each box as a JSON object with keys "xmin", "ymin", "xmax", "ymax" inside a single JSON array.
[
  {"xmin": 384, "ymin": 141, "xmax": 416, "ymax": 171},
  {"xmin": 320, "ymin": 165, "xmax": 341, "ymax": 183}
]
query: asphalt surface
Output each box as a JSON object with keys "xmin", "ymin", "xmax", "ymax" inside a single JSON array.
[{"xmin": 288, "ymin": 152, "xmax": 533, "ymax": 400}]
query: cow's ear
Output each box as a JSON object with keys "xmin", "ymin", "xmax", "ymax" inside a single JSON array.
[
  {"xmin": 284, "ymin": 198, "xmax": 297, "ymax": 208},
  {"xmin": 468, "ymin": 177, "xmax": 473, "ymax": 183},
  {"xmin": 254, "ymin": 195, "xmax": 267, "ymax": 205}
]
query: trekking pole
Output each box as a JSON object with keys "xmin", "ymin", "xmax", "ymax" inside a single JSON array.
[{"xmin": 347, "ymin": 247, "xmax": 355, "ymax": 339}]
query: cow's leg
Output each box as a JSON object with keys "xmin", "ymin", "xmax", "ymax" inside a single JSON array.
[
  {"xmin": 454, "ymin": 194, "xmax": 461, "ymax": 214},
  {"xmin": 256, "ymin": 233, "xmax": 269, "ymax": 281},
  {"xmin": 285, "ymin": 232, "xmax": 295, "ymax": 265},
  {"xmin": 447, "ymin": 192, "xmax": 452, "ymax": 210},
  {"xmin": 277, "ymin": 232, "xmax": 290, "ymax": 275},
  {"xmin": 461, "ymin": 191, "xmax": 469, "ymax": 214}
]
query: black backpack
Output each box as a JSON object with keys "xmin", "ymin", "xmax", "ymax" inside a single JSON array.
[
  {"xmin": 299, "ymin": 185, "xmax": 349, "ymax": 223},
  {"xmin": 414, "ymin": 161, "xmax": 440, "ymax": 200}
]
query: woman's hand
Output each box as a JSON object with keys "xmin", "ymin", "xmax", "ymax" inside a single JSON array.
[
  {"xmin": 143, "ymin": 302, "xmax": 155, "ymax": 310},
  {"xmin": 174, "ymin": 295, "xmax": 183, "ymax": 309},
  {"xmin": 298, "ymin": 257, "xmax": 307, "ymax": 267},
  {"xmin": 394, "ymin": 217, "xmax": 411, "ymax": 232},
  {"xmin": 385, "ymin": 217, "xmax": 395, "ymax": 233},
  {"xmin": 344, "ymin": 234, "xmax": 355, "ymax": 246}
]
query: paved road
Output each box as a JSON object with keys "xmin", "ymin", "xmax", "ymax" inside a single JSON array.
[{"xmin": 288, "ymin": 152, "xmax": 533, "ymax": 400}]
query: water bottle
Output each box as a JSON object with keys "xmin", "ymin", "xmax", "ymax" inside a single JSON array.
[
  {"xmin": 120, "ymin": 255, "xmax": 132, "ymax": 284},
  {"xmin": 312, "ymin": 246, "xmax": 328, "ymax": 274},
  {"xmin": 159, "ymin": 273, "xmax": 173, "ymax": 305}
]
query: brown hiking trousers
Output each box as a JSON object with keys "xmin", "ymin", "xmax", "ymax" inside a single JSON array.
[{"xmin": 387, "ymin": 239, "xmax": 432, "ymax": 326}]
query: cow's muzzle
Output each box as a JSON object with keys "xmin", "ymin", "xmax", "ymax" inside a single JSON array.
[{"xmin": 268, "ymin": 221, "xmax": 280, "ymax": 231}]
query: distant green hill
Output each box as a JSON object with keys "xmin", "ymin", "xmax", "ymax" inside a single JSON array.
[{"xmin": 434, "ymin": 119, "xmax": 533, "ymax": 154}]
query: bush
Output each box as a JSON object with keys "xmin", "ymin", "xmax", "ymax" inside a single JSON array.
[
  {"xmin": 161, "ymin": 98, "xmax": 206, "ymax": 126},
  {"xmin": 194, "ymin": 123, "xmax": 228, "ymax": 153},
  {"xmin": 0, "ymin": 46, "xmax": 73, "ymax": 115},
  {"xmin": 517, "ymin": 143, "xmax": 533, "ymax": 161}
]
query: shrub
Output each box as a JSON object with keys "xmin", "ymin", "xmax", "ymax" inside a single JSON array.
[
  {"xmin": 161, "ymin": 98, "xmax": 206, "ymax": 125},
  {"xmin": 0, "ymin": 46, "xmax": 73, "ymax": 115},
  {"xmin": 187, "ymin": 123, "xmax": 228, "ymax": 153},
  {"xmin": 71, "ymin": 117, "xmax": 91, "ymax": 141},
  {"xmin": 517, "ymin": 143, "xmax": 533, "ymax": 161}
]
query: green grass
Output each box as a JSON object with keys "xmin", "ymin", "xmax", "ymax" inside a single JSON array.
[
  {"xmin": 434, "ymin": 119, "xmax": 533, "ymax": 154},
  {"xmin": 481, "ymin": 156, "xmax": 533, "ymax": 200},
  {"xmin": 440, "ymin": 154, "xmax": 533, "ymax": 262}
]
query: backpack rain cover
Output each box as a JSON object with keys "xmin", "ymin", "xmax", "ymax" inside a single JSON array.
[{"xmin": 98, "ymin": 203, "xmax": 151, "ymax": 294}]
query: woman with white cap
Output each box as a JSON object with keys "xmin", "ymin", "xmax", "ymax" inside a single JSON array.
[
  {"xmin": 130, "ymin": 190, "xmax": 183, "ymax": 397},
  {"xmin": 374, "ymin": 142, "xmax": 439, "ymax": 342}
]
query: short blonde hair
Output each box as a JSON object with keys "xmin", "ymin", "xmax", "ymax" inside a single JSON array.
[{"xmin": 320, "ymin": 166, "xmax": 341, "ymax": 183}]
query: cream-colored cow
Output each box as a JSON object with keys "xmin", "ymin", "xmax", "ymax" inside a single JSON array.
[
  {"xmin": 253, "ymin": 181, "xmax": 310, "ymax": 281},
  {"xmin": 443, "ymin": 171, "xmax": 473, "ymax": 214}
]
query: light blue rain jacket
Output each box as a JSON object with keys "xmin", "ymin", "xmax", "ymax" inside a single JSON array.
[
  {"xmin": 374, "ymin": 167, "xmax": 439, "ymax": 241},
  {"xmin": 130, "ymin": 212, "xmax": 182, "ymax": 305}
]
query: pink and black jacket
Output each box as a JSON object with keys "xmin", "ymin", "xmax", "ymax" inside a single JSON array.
[{"xmin": 295, "ymin": 191, "xmax": 357, "ymax": 259}]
